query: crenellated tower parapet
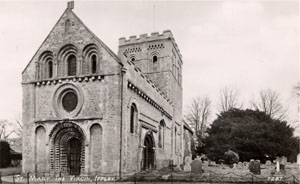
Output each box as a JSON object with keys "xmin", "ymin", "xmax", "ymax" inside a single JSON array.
[{"xmin": 119, "ymin": 30, "xmax": 182, "ymax": 60}]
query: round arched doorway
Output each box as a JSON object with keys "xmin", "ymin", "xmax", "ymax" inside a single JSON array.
[
  {"xmin": 49, "ymin": 122, "xmax": 85, "ymax": 175},
  {"xmin": 68, "ymin": 138, "xmax": 81, "ymax": 175},
  {"xmin": 142, "ymin": 132, "xmax": 155, "ymax": 170}
]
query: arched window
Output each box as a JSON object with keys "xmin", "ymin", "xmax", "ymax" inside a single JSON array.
[
  {"xmin": 67, "ymin": 55, "xmax": 77, "ymax": 76},
  {"xmin": 48, "ymin": 61, "xmax": 53, "ymax": 78},
  {"xmin": 83, "ymin": 44, "xmax": 99, "ymax": 74},
  {"xmin": 153, "ymin": 55, "xmax": 158, "ymax": 72},
  {"xmin": 131, "ymin": 57, "xmax": 135, "ymax": 62},
  {"xmin": 38, "ymin": 51, "xmax": 53, "ymax": 80},
  {"xmin": 65, "ymin": 19, "xmax": 71, "ymax": 32},
  {"xmin": 158, "ymin": 120, "xmax": 165, "ymax": 148},
  {"xmin": 91, "ymin": 54, "xmax": 97, "ymax": 74},
  {"xmin": 130, "ymin": 103, "xmax": 137, "ymax": 133}
]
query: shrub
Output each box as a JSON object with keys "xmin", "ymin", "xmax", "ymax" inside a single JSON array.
[
  {"xmin": 0, "ymin": 140, "xmax": 12, "ymax": 168},
  {"xmin": 224, "ymin": 150, "xmax": 239, "ymax": 165}
]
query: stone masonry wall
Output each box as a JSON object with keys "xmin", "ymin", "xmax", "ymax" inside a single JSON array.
[
  {"xmin": 118, "ymin": 31, "xmax": 184, "ymax": 167},
  {"xmin": 22, "ymin": 8, "xmax": 122, "ymax": 174}
]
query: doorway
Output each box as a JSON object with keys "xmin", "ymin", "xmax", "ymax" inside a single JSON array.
[
  {"xmin": 68, "ymin": 138, "xmax": 81, "ymax": 175},
  {"xmin": 142, "ymin": 133, "xmax": 155, "ymax": 170}
]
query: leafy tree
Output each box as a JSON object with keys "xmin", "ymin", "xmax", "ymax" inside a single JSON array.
[
  {"xmin": 0, "ymin": 140, "xmax": 12, "ymax": 168},
  {"xmin": 204, "ymin": 109, "xmax": 299, "ymax": 163}
]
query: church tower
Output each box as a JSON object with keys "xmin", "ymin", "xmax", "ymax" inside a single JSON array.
[{"xmin": 118, "ymin": 31, "xmax": 183, "ymax": 165}]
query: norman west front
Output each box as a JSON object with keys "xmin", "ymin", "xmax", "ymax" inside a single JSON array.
[{"xmin": 22, "ymin": 2, "xmax": 187, "ymax": 176}]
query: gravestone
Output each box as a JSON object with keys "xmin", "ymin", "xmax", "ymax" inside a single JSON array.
[
  {"xmin": 278, "ymin": 156, "xmax": 287, "ymax": 174},
  {"xmin": 191, "ymin": 160, "xmax": 202, "ymax": 174},
  {"xmin": 233, "ymin": 163, "xmax": 237, "ymax": 169},
  {"xmin": 218, "ymin": 159, "xmax": 225, "ymax": 165},
  {"xmin": 238, "ymin": 162, "xmax": 243, "ymax": 169},
  {"xmin": 280, "ymin": 156, "xmax": 287, "ymax": 165},
  {"xmin": 174, "ymin": 165, "xmax": 182, "ymax": 171},
  {"xmin": 183, "ymin": 156, "xmax": 192, "ymax": 172},
  {"xmin": 161, "ymin": 174, "xmax": 170, "ymax": 180},
  {"xmin": 209, "ymin": 161, "xmax": 216, "ymax": 166},
  {"xmin": 266, "ymin": 160, "xmax": 272, "ymax": 166},
  {"xmin": 297, "ymin": 153, "xmax": 300, "ymax": 164},
  {"xmin": 243, "ymin": 162, "xmax": 249, "ymax": 170},
  {"xmin": 249, "ymin": 160, "xmax": 261, "ymax": 174}
]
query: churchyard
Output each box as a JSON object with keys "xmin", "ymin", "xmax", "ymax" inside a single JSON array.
[
  {"xmin": 0, "ymin": 158, "xmax": 299, "ymax": 183},
  {"xmin": 129, "ymin": 157, "xmax": 300, "ymax": 183}
]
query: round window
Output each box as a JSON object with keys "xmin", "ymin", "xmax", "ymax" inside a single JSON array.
[
  {"xmin": 53, "ymin": 83, "xmax": 84, "ymax": 118},
  {"xmin": 62, "ymin": 91, "xmax": 78, "ymax": 112}
]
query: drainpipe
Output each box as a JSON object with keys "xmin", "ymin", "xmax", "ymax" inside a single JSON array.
[{"xmin": 119, "ymin": 66, "xmax": 127, "ymax": 179}]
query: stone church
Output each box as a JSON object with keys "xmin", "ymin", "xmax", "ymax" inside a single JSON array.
[{"xmin": 22, "ymin": 2, "xmax": 185, "ymax": 176}]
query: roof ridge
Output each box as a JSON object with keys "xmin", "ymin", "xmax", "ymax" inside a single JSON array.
[
  {"xmin": 70, "ymin": 10, "xmax": 123, "ymax": 66},
  {"xmin": 22, "ymin": 8, "xmax": 69, "ymax": 74}
]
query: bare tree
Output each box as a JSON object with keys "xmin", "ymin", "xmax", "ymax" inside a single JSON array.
[
  {"xmin": 291, "ymin": 82, "xmax": 300, "ymax": 117},
  {"xmin": 218, "ymin": 87, "xmax": 242, "ymax": 112},
  {"xmin": 184, "ymin": 96, "xmax": 212, "ymax": 139},
  {"xmin": 252, "ymin": 88, "xmax": 287, "ymax": 120},
  {"xmin": 292, "ymin": 82, "xmax": 300, "ymax": 97},
  {"xmin": 13, "ymin": 114, "xmax": 23, "ymax": 137},
  {"xmin": 0, "ymin": 120, "xmax": 15, "ymax": 139}
]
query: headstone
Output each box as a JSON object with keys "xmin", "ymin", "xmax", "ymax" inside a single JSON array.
[
  {"xmin": 266, "ymin": 160, "xmax": 272, "ymax": 166},
  {"xmin": 243, "ymin": 162, "xmax": 249, "ymax": 170},
  {"xmin": 191, "ymin": 160, "xmax": 202, "ymax": 174},
  {"xmin": 238, "ymin": 162, "xmax": 243, "ymax": 169},
  {"xmin": 297, "ymin": 153, "xmax": 300, "ymax": 164},
  {"xmin": 210, "ymin": 161, "xmax": 216, "ymax": 166},
  {"xmin": 280, "ymin": 156, "xmax": 287, "ymax": 165},
  {"xmin": 174, "ymin": 165, "xmax": 182, "ymax": 171},
  {"xmin": 278, "ymin": 156, "xmax": 286, "ymax": 174},
  {"xmin": 249, "ymin": 160, "xmax": 261, "ymax": 174},
  {"xmin": 183, "ymin": 156, "xmax": 192, "ymax": 172},
  {"xmin": 218, "ymin": 159, "xmax": 225, "ymax": 165},
  {"xmin": 161, "ymin": 174, "xmax": 170, "ymax": 180},
  {"xmin": 233, "ymin": 163, "xmax": 237, "ymax": 169}
]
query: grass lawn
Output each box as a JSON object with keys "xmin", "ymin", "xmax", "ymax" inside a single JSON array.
[
  {"xmin": 130, "ymin": 163, "xmax": 300, "ymax": 183},
  {"xmin": 0, "ymin": 166, "xmax": 21, "ymax": 176}
]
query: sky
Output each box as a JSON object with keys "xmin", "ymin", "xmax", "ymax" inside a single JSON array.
[{"xmin": 0, "ymin": 0, "xmax": 298, "ymax": 133}]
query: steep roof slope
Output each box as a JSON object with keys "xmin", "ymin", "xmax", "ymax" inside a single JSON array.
[{"xmin": 22, "ymin": 4, "xmax": 122, "ymax": 82}]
